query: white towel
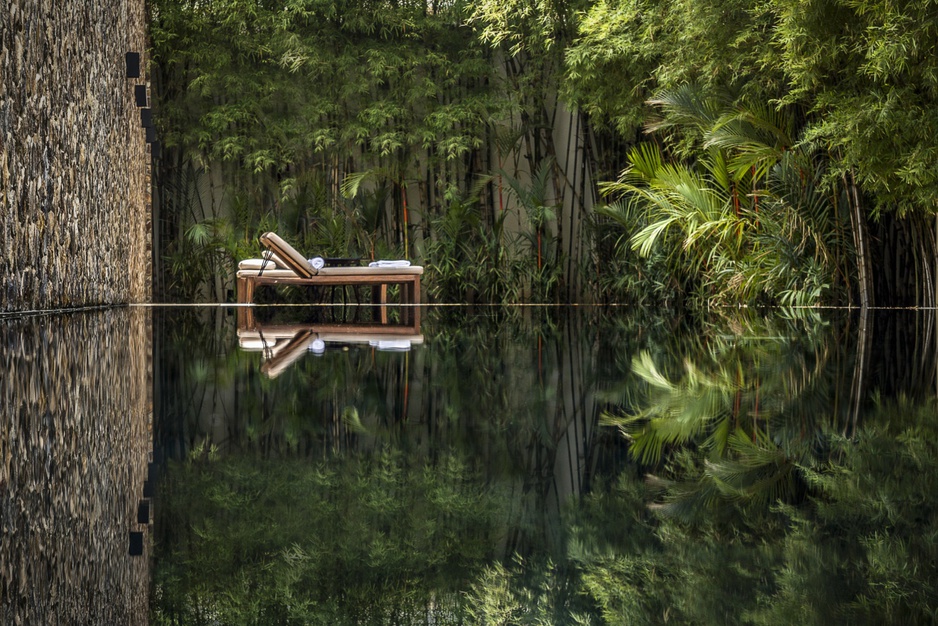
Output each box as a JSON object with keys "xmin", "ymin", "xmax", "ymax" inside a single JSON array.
[
  {"xmin": 308, "ymin": 256, "xmax": 325, "ymax": 270},
  {"xmin": 368, "ymin": 260, "xmax": 411, "ymax": 268},
  {"xmin": 309, "ymin": 339, "xmax": 326, "ymax": 354},
  {"xmin": 368, "ymin": 339, "xmax": 412, "ymax": 351}
]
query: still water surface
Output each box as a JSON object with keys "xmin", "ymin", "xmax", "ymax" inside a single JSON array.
[{"xmin": 2, "ymin": 305, "xmax": 937, "ymax": 624}]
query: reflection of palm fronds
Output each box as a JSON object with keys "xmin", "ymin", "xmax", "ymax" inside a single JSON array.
[
  {"xmin": 603, "ymin": 312, "xmax": 868, "ymax": 521},
  {"xmin": 603, "ymin": 351, "xmax": 741, "ymax": 466},
  {"xmin": 705, "ymin": 430, "xmax": 801, "ymax": 504},
  {"xmin": 645, "ymin": 429, "xmax": 803, "ymax": 523}
]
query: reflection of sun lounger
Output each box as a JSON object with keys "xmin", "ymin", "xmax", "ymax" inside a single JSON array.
[
  {"xmin": 237, "ymin": 323, "xmax": 424, "ymax": 379},
  {"xmin": 237, "ymin": 327, "xmax": 315, "ymax": 376},
  {"xmin": 367, "ymin": 339, "xmax": 414, "ymax": 351},
  {"xmin": 236, "ymin": 232, "xmax": 423, "ymax": 315}
]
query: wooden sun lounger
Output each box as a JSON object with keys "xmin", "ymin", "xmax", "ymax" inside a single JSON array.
[{"xmin": 236, "ymin": 232, "xmax": 423, "ymax": 327}]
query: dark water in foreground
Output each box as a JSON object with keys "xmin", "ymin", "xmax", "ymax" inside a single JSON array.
[{"xmin": 2, "ymin": 305, "xmax": 937, "ymax": 624}]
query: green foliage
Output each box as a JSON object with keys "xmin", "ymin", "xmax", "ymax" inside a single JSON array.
[
  {"xmin": 465, "ymin": 556, "xmax": 598, "ymax": 625},
  {"xmin": 564, "ymin": 0, "xmax": 938, "ymax": 218},
  {"xmin": 152, "ymin": 0, "xmax": 938, "ymax": 304},
  {"xmin": 503, "ymin": 158, "xmax": 564, "ymax": 302},
  {"xmin": 560, "ymin": 0, "xmax": 938, "ymax": 305},
  {"xmin": 154, "ymin": 0, "xmax": 499, "ymax": 169},
  {"xmin": 772, "ymin": 0, "xmax": 938, "ymax": 213},
  {"xmin": 470, "ymin": 0, "xmax": 578, "ymax": 57},
  {"xmin": 423, "ymin": 184, "xmax": 537, "ymax": 304},
  {"xmin": 564, "ymin": 0, "xmax": 782, "ymax": 135},
  {"xmin": 421, "ymin": 173, "xmax": 564, "ymax": 304}
]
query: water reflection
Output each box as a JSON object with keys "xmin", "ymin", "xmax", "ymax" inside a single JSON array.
[
  {"xmin": 0, "ymin": 308, "xmax": 152, "ymax": 624},
  {"xmin": 152, "ymin": 306, "xmax": 938, "ymax": 624},
  {"xmin": 575, "ymin": 309, "xmax": 938, "ymax": 625},
  {"xmin": 153, "ymin": 306, "xmax": 612, "ymax": 622}
]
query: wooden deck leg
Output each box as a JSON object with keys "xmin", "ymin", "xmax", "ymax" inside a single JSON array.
[
  {"xmin": 237, "ymin": 305, "xmax": 256, "ymax": 330},
  {"xmin": 237, "ymin": 277, "xmax": 255, "ymax": 304},
  {"xmin": 237, "ymin": 277, "xmax": 257, "ymax": 330},
  {"xmin": 412, "ymin": 278, "xmax": 421, "ymax": 331},
  {"xmin": 400, "ymin": 277, "xmax": 420, "ymax": 327},
  {"xmin": 372, "ymin": 284, "xmax": 389, "ymax": 324}
]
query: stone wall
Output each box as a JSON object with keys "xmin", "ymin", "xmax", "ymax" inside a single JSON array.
[{"xmin": 0, "ymin": 0, "xmax": 151, "ymax": 311}]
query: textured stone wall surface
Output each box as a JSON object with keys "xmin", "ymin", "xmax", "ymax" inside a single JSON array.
[
  {"xmin": 0, "ymin": 308, "xmax": 152, "ymax": 623},
  {"xmin": 0, "ymin": 0, "xmax": 151, "ymax": 311}
]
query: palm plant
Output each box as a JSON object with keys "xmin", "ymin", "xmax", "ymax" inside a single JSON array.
[
  {"xmin": 597, "ymin": 142, "xmax": 750, "ymax": 304},
  {"xmin": 597, "ymin": 85, "xmax": 854, "ymax": 307},
  {"xmin": 502, "ymin": 158, "xmax": 564, "ymax": 302},
  {"xmin": 423, "ymin": 182, "xmax": 525, "ymax": 304}
]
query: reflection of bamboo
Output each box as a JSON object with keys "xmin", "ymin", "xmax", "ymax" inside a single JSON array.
[
  {"xmin": 848, "ymin": 306, "xmax": 871, "ymax": 436},
  {"xmin": 403, "ymin": 351, "xmax": 410, "ymax": 423}
]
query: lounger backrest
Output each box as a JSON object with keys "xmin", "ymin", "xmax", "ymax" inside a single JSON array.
[{"xmin": 260, "ymin": 232, "xmax": 317, "ymax": 278}]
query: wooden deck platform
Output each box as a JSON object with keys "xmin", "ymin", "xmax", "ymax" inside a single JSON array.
[{"xmin": 236, "ymin": 267, "xmax": 422, "ymax": 330}]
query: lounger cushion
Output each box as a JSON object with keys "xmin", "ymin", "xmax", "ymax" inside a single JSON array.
[
  {"xmin": 239, "ymin": 257, "xmax": 284, "ymax": 270},
  {"xmin": 260, "ymin": 232, "xmax": 317, "ymax": 278},
  {"xmin": 238, "ymin": 338, "xmax": 276, "ymax": 350},
  {"xmin": 237, "ymin": 269, "xmax": 304, "ymax": 278}
]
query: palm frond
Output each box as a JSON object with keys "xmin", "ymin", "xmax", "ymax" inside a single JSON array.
[
  {"xmin": 645, "ymin": 84, "xmax": 729, "ymax": 134},
  {"xmin": 340, "ymin": 170, "xmax": 375, "ymax": 198}
]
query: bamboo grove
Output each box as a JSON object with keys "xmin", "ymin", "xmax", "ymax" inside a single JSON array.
[{"xmin": 152, "ymin": 0, "xmax": 938, "ymax": 308}]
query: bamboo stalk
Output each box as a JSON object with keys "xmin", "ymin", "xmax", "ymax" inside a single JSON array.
[
  {"xmin": 401, "ymin": 182, "xmax": 409, "ymax": 259},
  {"xmin": 845, "ymin": 169, "xmax": 872, "ymax": 308}
]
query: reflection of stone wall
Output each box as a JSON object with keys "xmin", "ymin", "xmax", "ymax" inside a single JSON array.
[
  {"xmin": 0, "ymin": 309, "xmax": 152, "ymax": 623},
  {"xmin": 0, "ymin": 1, "xmax": 150, "ymax": 311}
]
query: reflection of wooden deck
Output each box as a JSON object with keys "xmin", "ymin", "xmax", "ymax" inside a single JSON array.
[
  {"xmin": 236, "ymin": 299, "xmax": 420, "ymax": 332},
  {"xmin": 238, "ymin": 321, "xmax": 424, "ymax": 378}
]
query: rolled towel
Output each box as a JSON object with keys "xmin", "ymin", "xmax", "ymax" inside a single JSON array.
[
  {"xmin": 308, "ymin": 256, "xmax": 326, "ymax": 270},
  {"xmin": 368, "ymin": 260, "xmax": 411, "ymax": 268},
  {"xmin": 309, "ymin": 338, "xmax": 326, "ymax": 354}
]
